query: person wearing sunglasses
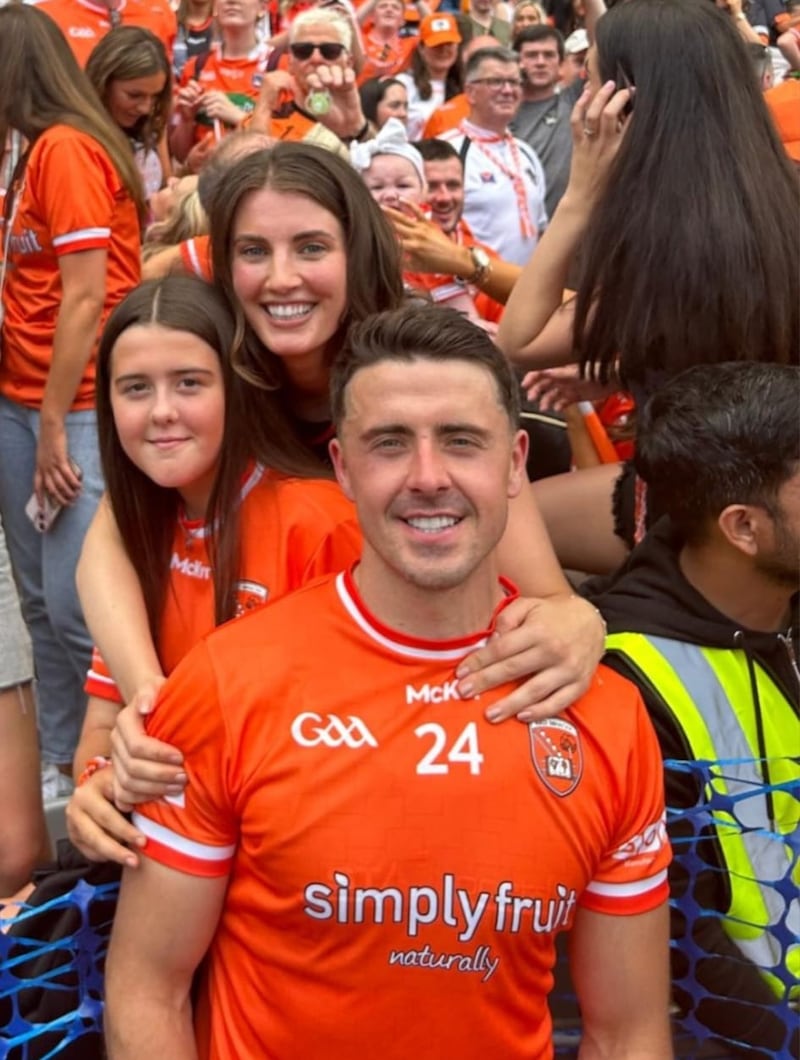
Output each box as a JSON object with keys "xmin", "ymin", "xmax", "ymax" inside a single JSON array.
[{"xmin": 249, "ymin": 7, "xmax": 374, "ymax": 146}]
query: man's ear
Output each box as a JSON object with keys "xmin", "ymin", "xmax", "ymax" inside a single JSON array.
[
  {"xmin": 507, "ymin": 429, "xmax": 529, "ymax": 500},
  {"xmin": 329, "ymin": 437, "xmax": 355, "ymax": 501},
  {"xmin": 717, "ymin": 503, "xmax": 765, "ymax": 558}
]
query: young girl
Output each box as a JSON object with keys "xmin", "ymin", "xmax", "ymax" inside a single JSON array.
[
  {"xmin": 170, "ymin": 0, "xmax": 272, "ymax": 162},
  {"xmin": 0, "ymin": 6, "xmax": 142, "ymax": 799},
  {"xmin": 352, "ymin": 121, "xmax": 484, "ymax": 319},
  {"xmin": 67, "ymin": 276, "xmax": 361, "ymax": 865},
  {"xmin": 86, "ymin": 26, "xmax": 173, "ymax": 203},
  {"xmin": 78, "ymin": 143, "xmax": 606, "ymax": 816}
]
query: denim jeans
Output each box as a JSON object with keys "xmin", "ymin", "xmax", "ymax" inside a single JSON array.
[
  {"xmin": 0, "ymin": 513, "xmax": 33, "ymax": 691},
  {"xmin": 0, "ymin": 396, "xmax": 103, "ymax": 765}
]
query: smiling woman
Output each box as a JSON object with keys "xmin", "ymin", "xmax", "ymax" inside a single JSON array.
[{"xmin": 86, "ymin": 26, "xmax": 173, "ymax": 200}]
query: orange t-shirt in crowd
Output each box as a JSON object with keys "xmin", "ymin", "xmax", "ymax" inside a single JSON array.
[
  {"xmin": 357, "ymin": 33, "xmax": 417, "ymax": 84},
  {"xmin": 0, "ymin": 125, "xmax": 141, "ymax": 411},
  {"xmin": 423, "ymin": 92, "xmax": 469, "ymax": 138},
  {"xmin": 38, "ymin": 0, "xmax": 176, "ymax": 66},
  {"xmin": 85, "ymin": 463, "xmax": 361, "ymax": 703},
  {"xmin": 135, "ymin": 568, "xmax": 670, "ymax": 1059},
  {"xmin": 181, "ymin": 44, "xmax": 272, "ymax": 145},
  {"xmin": 267, "ymin": 101, "xmax": 320, "ymax": 142},
  {"xmin": 178, "ymin": 234, "xmax": 213, "ymax": 282},
  {"xmin": 404, "ymin": 219, "xmax": 504, "ymax": 323}
]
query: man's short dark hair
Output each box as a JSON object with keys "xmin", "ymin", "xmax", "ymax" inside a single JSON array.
[
  {"xmin": 513, "ymin": 25, "xmax": 565, "ymax": 61},
  {"xmin": 635, "ymin": 363, "xmax": 800, "ymax": 543},
  {"xmin": 331, "ymin": 305, "xmax": 521, "ymax": 429},
  {"xmin": 414, "ymin": 138, "xmax": 462, "ymax": 166}
]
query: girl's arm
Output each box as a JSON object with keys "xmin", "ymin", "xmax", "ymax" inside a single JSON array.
[
  {"xmin": 76, "ymin": 497, "xmax": 165, "ymax": 700},
  {"xmin": 37, "ymin": 249, "xmax": 107, "ymax": 506}
]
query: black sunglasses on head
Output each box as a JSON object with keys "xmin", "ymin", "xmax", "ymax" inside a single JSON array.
[{"xmin": 289, "ymin": 41, "xmax": 346, "ymax": 60}]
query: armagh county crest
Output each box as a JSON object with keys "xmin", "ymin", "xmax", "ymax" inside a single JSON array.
[{"xmin": 528, "ymin": 718, "xmax": 583, "ymax": 797}]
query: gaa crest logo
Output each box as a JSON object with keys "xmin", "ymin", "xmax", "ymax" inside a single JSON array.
[{"xmin": 528, "ymin": 718, "xmax": 583, "ymax": 797}]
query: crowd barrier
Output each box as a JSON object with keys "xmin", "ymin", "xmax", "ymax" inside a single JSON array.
[{"xmin": 1, "ymin": 757, "xmax": 797, "ymax": 1058}]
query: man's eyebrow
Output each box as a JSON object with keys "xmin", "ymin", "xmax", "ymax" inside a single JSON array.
[
  {"xmin": 359, "ymin": 424, "xmax": 413, "ymax": 442},
  {"xmin": 358, "ymin": 423, "xmax": 492, "ymax": 441}
]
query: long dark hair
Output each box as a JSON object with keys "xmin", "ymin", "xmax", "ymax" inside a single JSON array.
[
  {"xmin": 573, "ymin": 0, "xmax": 799, "ymax": 392},
  {"xmin": 409, "ymin": 42, "xmax": 463, "ymax": 102},
  {"xmin": 210, "ymin": 141, "xmax": 405, "ymax": 398},
  {"xmin": 96, "ymin": 277, "xmax": 308, "ymax": 634},
  {"xmin": 0, "ymin": 4, "xmax": 146, "ymax": 221}
]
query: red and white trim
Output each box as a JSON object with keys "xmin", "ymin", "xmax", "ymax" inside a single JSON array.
[{"xmin": 134, "ymin": 813, "xmax": 236, "ymax": 878}]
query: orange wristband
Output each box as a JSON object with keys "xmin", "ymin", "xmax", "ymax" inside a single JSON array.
[{"xmin": 78, "ymin": 755, "xmax": 111, "ymax": 787}]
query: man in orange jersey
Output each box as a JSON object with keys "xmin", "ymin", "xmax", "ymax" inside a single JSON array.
[
  {"xmin": 105, "ymin": 305, "xmax": 673, "ymax": 1060},
  {"xmin": 38, "ymin": 0, "xmax": 176, "ymax": 67}
]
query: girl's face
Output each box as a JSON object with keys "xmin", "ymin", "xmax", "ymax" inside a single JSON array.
[
  {"xmin": 420, "ymin": 41, "xmax": 459, "ymax": 76},
  {"xmin": 231, "ymin": 187, "xmax": 348, "ymax": 383},
  {"xmin": 513, "ymin": 3, "xmax": 543, "ymax": 30},
  {"xmin": 107, "ymin": 71, "xmax": 166, "ymax": 132},
  {"xmin": 110, "ymin": 323, "xmax": 225, "ymax": 519},
  {"xmin": 362, "ymin": 153, "xmax": 425, "ymax": 210},
  {"xmin": 376, "ymin": 83, "xmax": 409, "ymax": 128}
]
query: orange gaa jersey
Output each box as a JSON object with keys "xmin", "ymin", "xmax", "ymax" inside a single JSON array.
[
  {"xmin": 178, "ymin": 233, "xmax": 213, "ymax": 282},
  {"xmin": 181, "ymin": 44, "xmax": 272, "ymax": 144},
  {"xmin": 135, "ymin": 568, "xmax": 670, "ymax": 1060},
  {"xmin": 0, "ymin": 125, "xmax": 141, "ymax": 410},
  {"xmin": 84, "ymin": 464, "xmax": 361, "ymax": 702},
  {"xmin": 38, "ymin": 0, "xmax": 176, "ymax": 67}
]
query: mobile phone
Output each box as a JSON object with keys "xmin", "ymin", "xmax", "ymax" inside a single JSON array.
[
  {"xmin": 24, "ymin": 459, "xmax": 83, "ymax": 533},
  {"xmin": 616, "ymin": 63, "xmax": 635, "ymax": 116},
  {"xmin": 25, "ymin": 491, "xmax": 63, "ymax": 533}
]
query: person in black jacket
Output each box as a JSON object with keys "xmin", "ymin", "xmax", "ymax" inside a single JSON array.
[{"xmin": 587, "ymin": 362, "xmax": 799, "ymax": 1059}]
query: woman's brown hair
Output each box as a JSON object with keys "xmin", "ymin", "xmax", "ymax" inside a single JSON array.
[
  {"xmin": 0, "ymin": 4, "xmax": 146, "ymax": 221},
  {"xmin": 86, "ymin": 25, "xmax": 173, "ymax": 152}
]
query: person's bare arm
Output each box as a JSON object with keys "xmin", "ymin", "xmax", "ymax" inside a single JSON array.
[
  {"xmin": 384, "ymin": 202, "xmax": 522, "ymax": 304},
  {"xmin": 497, "ymin": 80, "xmax": 632, "ymax": 371},
  {"xmin": 105, "ymin": 857, "xmax": 228, "ymax": 1058},
  {"xmin": 456, "ymin": 479, "xmax": 607, "ymax": 720},
  {"xmin": 76, "ymin": 497, "xmax": 165, "ymax": 701},
  {"xmin": 37, "ymin": 249, "xmax": 107, "ymax": 507},
  {"xmin": 141, "ymin": 243, "xmax": 184, "ymax": 280},
  {"xmin": 570, "ymin": 903, "xmax": 674, "ymax": 1059},
  {"xmin": 583, "ymin": 0, "xmax": 606, "ymax": 41}
]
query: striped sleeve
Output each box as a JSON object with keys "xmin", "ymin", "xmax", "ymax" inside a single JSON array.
[
  {"xmin": 134, "ymin": 639, "xmax": 238, "ymax": 878},
  {"xmin": 580, "ymin": 697, "xmax": 672, "ymax": 916}
]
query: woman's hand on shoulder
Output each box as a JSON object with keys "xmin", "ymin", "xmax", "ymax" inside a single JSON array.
[
  {"xmin": 66, "ymin": 767, "xmax": 146, "ymax": 868},
  {"xmin": 455, "ymin": 593, "xmax": 606, "ymax": 722},
  {"xmin": 109, "ymin": 677, "xmax": 187, "ymax": 813}
]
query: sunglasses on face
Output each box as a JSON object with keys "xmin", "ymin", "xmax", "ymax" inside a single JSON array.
[{"xmin": 289, "ymin": 41, "xmax": 347, "ymax": 61}]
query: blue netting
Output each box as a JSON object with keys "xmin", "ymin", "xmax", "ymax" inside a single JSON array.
[
  {"xmin": 0, "ymin": 874, "xmax": 117, "ymax": 1059},
  {"xmin": 1, "ymin": 757, "xmax": 797, "ymax": 1057}
]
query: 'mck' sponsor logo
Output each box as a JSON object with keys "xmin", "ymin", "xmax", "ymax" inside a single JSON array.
[
  {"xmin": 170, "ymin": 552, "xmax": 211, "ymax": 580},
  {"xmin": 405, "ymin": 681, "xmax": 461, "ymax": 705}
]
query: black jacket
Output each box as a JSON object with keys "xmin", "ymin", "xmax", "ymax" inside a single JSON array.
[{"xmin": 586, "ymin": 518, "xmax": 799, "ymax": 1059}]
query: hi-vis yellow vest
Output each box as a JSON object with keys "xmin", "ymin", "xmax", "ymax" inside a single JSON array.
[{"xmin": 605, "ymin": 632, "xmax": 800, "ymax": 999}]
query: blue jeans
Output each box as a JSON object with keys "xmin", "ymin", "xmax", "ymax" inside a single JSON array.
[{"xmin": 0, "ymin": 396, "xmax": 103, "ymax": 765}]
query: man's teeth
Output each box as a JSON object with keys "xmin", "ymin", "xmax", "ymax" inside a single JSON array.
[
  {"xmin": 407, "ymin": 516, "xmax": 459, "ymax": 532},
  {"xmin": 266, "ymin": 304, "xmax": 313, "ymax": 319}
]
